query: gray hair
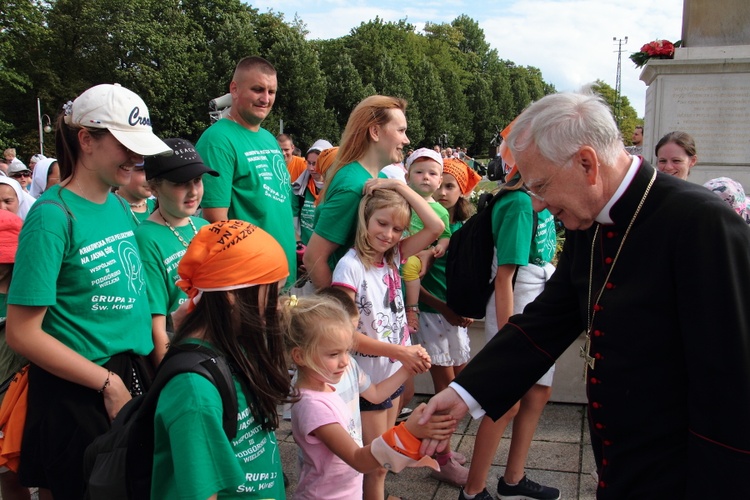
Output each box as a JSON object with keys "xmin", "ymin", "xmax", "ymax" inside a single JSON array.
[{"xmin": 507, "ymin": 92, "xmax": 623, "ymax": 168}]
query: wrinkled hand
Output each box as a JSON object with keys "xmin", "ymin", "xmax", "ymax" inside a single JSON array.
[
  {"xmin": 405, "ymin": 403, "xmax": 457, "ymax": 441},
  {"xmin": 417, "ymin": 388, "xmax": 470, "ymax": 456},
  {"xmin": 102, "ymin": 372, "xmax": 132, "ymax": 421},
  {"xmin": 396, "ymin": 345, "xmax": 431, "ymax": 374}
]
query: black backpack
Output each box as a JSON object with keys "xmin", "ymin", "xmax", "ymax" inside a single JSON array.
[
  {"xmin": 445, "ymin": 187, "xmax": 536, "ymax": 319},
  {"xmin": 84, "ymin": 344, "xmax": 238, "ymax": 500}
]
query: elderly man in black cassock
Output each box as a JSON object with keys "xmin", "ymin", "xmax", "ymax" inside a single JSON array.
[{"xmin": 420, "ymin": 92, "xmax": 750, "ymax": 499}]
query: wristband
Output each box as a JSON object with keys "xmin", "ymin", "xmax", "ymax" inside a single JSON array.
[
  {"xmin": 98, "ymin": 371, "xmax": 112, "ymax": 393},
  {"xmin": 369, "ymin": 423, "xmax": 440, "ymax": 473}
]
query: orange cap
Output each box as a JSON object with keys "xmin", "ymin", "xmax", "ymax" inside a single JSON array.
[
  {"xmin": 442, "ymin": 158, "xmax": 482, "ymax": 195},
  {"xmin": 316, "ymin": 147, "xmax": 339, "ymax": 177},
  {"xmin": 177, "ymin": 220, "xmax": 289, "ymax": 311},
  {"xmin": 499, "ymin": 117, "xmax": 519, "ymax": 183}
]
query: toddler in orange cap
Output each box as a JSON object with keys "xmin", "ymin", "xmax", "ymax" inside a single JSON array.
[{"xmin": 151, "ymin": 219, "xmax": 295, "ymax": 499}]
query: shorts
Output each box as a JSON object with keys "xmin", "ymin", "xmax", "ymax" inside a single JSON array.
[
  {"xmin": 359, "ymin": 384, "xmax": 404, "ymax": 412},
  {"xmin": 485, "ymin": 263, "xmax": 557, "ymax": 387},
  {"xmin": 413, "ymin": 312, "xmax": 471, "ymax": 366}
]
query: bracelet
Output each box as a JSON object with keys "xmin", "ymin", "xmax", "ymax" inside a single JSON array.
[{"xmin": 98, "ymin": 370, "xmax": 112, "ymax": 393}]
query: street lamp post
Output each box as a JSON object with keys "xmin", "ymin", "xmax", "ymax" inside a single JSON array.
[{"xmin": 37, "ymin": 98, "xmax": 53, "ymax": 156}]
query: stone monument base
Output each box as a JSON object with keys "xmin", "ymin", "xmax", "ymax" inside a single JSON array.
[{"xmin": 640, "ymin": 45, "xmax": 750, "ymax": 188}]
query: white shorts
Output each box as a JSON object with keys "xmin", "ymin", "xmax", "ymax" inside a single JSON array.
[
  {"xmin": 485, "ymin": 263, "xmax": 556, "ymax": 387},
  {"xmin": 413, "ymin": 312, "xmax": 471, "ymax": 367}
]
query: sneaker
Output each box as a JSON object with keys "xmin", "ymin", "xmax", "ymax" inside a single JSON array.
[
  {"xmin": 396, "ymin": 407, "xmax": 413, "ymax": 423},
  {"xmin": 458, "ymin": 487, "xmax": 494, "ymax": 500},
  {"xmin": 430, "ymin": 456, "xmax": 468, "ymax": 487},
  {"xmin": 496, "ymin": 475, "xmax": 560, "ymax": 500}
]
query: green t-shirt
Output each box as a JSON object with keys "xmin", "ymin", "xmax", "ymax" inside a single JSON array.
[
  {"xmin": 152, "ymin": 348, "xmax": 285, "ymax": 499},
  {"xmin": 408, "ymin": 201, "xmax": 451, "ymax": 239},
  {"xmin": 420, "ymin": 220, "xmax": 463, "ymax": 314},
  {"xmin": 197, "ymin": 119, "xmax": 296, "ymax": 284},
  {"xmin": 294, "ymin": 188, "xmax": 317, "ymax": 246},
  {"xmin": 8, "ymin": 185, "xmax": 152, "ymax": 363},
  {"xmin": 491, "ymin": 190, "xmax": 556, "ymax": 266},
  {"xmin": 129, "ymin": 197, "xmax": 156, "ymax": 224},
  {"xmin": 313, "ymin": 161, "xmax": 380, "ymax": 270},
  {"xmin": 135, "ymin": 217, "xmax": 209, "ymax": 316}
]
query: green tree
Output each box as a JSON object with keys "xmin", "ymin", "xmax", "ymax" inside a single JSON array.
[
  {"xmin": 320, "ymin": 52, "xmax": 375, "ymax": 134},
  {"xmin": 264, "ymin": 23, "xmax": 338, "ymax": 148},
  {"xmin": 409, "ymin": 56, "xmax": 448, "ymax": 148},
  {"xmin": 590, "ymin": 80, "xmax": 640, "ymax": 143},
  {"xmin": 0, "ymin": 0, "xmax": 50, "ymax": 153}
]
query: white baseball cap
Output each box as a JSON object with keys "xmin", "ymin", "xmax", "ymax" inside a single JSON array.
[
  {"xmin": 65, "ymin": 84, "xmax": 172, "ymax": 156},
  {"xmin": 405, "ymin": 147, "xmax": 444, "ymax": 170}
]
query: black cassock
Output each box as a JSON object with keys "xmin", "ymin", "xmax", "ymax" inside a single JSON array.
[{"xmin": 456, "ymin": 161, "xmax": 750, "ymax": 498}]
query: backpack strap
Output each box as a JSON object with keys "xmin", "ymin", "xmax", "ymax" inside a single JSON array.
[
  {"xmin": 33, "ymin": 199, "xmax": 73, "ymax": 239},
  {"xmin": 147, "ymin": 344, "xmax": 238, "ymax": 439},
  {"xmin": 113, "ymin": 193, "xmax": 142, "ymax": 226},
  {"xmin": 124, "ymin": 344, "xmax": 238, "ymax": 499}
]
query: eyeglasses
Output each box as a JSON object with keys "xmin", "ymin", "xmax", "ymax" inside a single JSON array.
[
  {"xmin": 522, "ymin": 167, "xmax": 564, "ymax": 202},
  {"xmin": 521, "ymin": 152, "xmax": 578, "ymax": 202},
  {"xmin": 10, "ymin": 172, "xmax": 32, "ymax": 179}
]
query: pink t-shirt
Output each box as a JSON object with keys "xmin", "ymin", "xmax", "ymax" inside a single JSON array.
[{"xmin": 291, "ymin": 387, "xmax": 363, "ymax": 500}]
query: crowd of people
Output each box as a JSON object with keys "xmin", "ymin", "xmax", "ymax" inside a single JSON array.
[{"xmin": 0, "ymin": 54, "xmax": 748, "ymax": 500}]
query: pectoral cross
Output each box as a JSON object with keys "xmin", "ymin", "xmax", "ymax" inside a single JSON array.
[{"xmin": 580, "ymin": 335, "xmax": 595, "ymax": 379}]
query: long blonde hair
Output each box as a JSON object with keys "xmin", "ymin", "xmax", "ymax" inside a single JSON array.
[
  {"xmin": 354, "ymin": 188, "xmax": 411, "ymax": 270},
  {"xmin": 319, "ymin": 95, "xmax": 407, "ymax": 203},
  {"xmin": 280, "ymin": 295, "xmax": 353, "ymax": 379}
]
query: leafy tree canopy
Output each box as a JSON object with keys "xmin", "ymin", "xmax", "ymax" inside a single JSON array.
[{"xmin": 3, "ymin": 4, "xmax": 632, "ymax": 161}]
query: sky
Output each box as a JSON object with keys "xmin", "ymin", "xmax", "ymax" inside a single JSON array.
[{"xmin": 248, "ymin": 0, "xmax": 684, "ymax": 118}]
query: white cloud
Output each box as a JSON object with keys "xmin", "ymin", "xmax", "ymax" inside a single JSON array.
[{"xmin": 247, "ymin": 0, "xmax": 684, "ymax": 116}]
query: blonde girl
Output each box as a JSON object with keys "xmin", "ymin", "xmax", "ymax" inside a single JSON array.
[
  {"xmin": 282, "ymin": 295, "xmax": 452, "ymax": 500},
  {"xmin": 331, "ymin": 178, "xmax": 444, "ymax": 499}
]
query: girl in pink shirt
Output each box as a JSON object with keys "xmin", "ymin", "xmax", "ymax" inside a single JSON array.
[{"xmin": 282, "ymin": 295, "xmax": 454, "ymax": 500}]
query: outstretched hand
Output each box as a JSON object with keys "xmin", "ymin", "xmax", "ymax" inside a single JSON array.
[
  {"xmin": 417, "ymin": 387, "xmax": 470, "ymax": 456},
  {"xmin": 404, "ymin": 403, "xmax": 457, "ymax": 442}
]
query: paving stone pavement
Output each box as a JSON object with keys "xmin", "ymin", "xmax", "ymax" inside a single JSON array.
[{"xmin": 277, "ymin": 396, "xmax": 598, "ymax": 499}]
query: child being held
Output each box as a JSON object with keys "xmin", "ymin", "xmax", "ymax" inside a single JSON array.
[
  {"xmin": 282, "ymin": 294, "xmax": 454, "ymax": 500},
  {"xmin": 400, "ymin": 148, "xmax": 452, "ymax": 333}
]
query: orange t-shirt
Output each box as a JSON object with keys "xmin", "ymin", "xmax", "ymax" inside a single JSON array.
[{"xmin": 286, "ymin": 156, "xmax": 307, "ymax": 182}]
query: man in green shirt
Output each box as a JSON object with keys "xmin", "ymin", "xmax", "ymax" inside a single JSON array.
[{"xmin": 197, "ymin": 56, "xmax": 296, "ymax": 285}]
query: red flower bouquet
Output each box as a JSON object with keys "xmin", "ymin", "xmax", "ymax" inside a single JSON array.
[{"xmin": 630, "ymin": 39, "xmax": 682, "ymax": 68}]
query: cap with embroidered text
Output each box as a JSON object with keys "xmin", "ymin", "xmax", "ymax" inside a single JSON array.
[
  {"xmin": 144, "ymin": 138, "xmax": 219, "ymax": 183},
  {"xmin": 65, "ymin": 83, "xmax": 172, "ymax": 157}
]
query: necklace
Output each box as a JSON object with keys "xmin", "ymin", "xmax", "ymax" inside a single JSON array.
[
  {"xmin": 115, "ymin": 190, "xmax": 147, "ymax": 208},
  {"xmin": 580, "ymin": 169, "xmax": 657, "ymax": 378},
  {"xmin": 75, "ymin": 178, "xmax": 90, "ymax": 202},
  {"xmin": 159, "ymin": 208, "xmax": 197, "ymax": 248}
]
